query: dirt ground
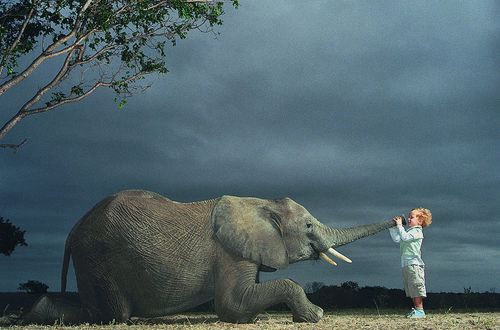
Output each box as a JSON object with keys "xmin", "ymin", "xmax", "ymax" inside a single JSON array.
[{"xmin": 3, "ymin": 311, "xmax": 500, "ymax": 330}]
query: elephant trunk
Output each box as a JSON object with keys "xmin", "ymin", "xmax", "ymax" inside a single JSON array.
[
  {"xmin": 316, "ymin": 217, "xmax": 403, "ymax": 265},
  {"xmin": 326, "ymin": 218, "xmax": 400, "ymax": 248}
]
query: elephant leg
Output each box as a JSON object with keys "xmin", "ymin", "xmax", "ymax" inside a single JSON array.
[
  {"xmin": 214, "ymin": 260, "xmax": 323, "ymax": 323},
  {"xmin": 22, "ymin": 294, "xmax": 91, "ymax": 325},
  {"xmin": 216, "ymin": 278, "xmax": 323, "ymax": 323},
  {"xmin": 79, "ymin": 279, "xmax": 132, "ymax": 323}
]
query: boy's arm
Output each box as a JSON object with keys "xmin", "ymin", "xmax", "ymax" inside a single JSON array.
[
  {"xmin": 396, "ymin": 225, "xmax": 423, "ymax": 242},
  {"xmin": 389, "ymin": 226, "xmax": 401, "ymax": 243},
  {"xmin": 389, "ymin": 215, "xmax": 403, "ymax": 243}
]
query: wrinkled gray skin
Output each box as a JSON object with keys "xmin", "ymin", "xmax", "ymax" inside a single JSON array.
[{"xmin": 24, "ymin": 190, "xmax": 398, "ymax": 324}]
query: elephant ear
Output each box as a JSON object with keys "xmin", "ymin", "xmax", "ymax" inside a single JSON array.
[{"xmin": 212, "ymin": 196, "xmax": 289, "ymax": 269}]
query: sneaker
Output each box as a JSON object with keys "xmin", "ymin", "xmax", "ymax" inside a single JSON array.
[
  {"xmin": 407, "ymin": 308, "xmax": 426, "ymax": 319},
  {"xmin": 405, "ymin": 308, "xmax": 415, "ymax": 317}
]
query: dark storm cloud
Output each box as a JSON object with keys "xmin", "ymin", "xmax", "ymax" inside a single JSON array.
[{"xmin": 1, "ymin": 1, "xmax": 499, "ymax": 293}]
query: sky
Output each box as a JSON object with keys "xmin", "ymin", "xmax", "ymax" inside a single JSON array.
[{"xmin": 1, "ymin": 1, "xmax": 499, "ymax": 294}]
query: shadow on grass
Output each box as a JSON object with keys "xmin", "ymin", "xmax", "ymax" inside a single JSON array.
[{"xmin": 129, "ymin": 314, "xmax": 220, "ymax": 326}]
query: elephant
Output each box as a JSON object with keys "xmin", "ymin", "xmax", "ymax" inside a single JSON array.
[{"xmin": 23, "ymin": 189, "xmax": 402, "ymax": 324}]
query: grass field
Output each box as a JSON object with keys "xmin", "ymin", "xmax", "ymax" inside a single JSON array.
[{"xmin": 4, "ymin": 310, "xmax": 499, "ymax": 330}]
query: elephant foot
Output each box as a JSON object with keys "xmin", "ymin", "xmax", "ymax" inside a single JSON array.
[
  {"xmin": 292, "ymin": 303, "xmax": 323, "ymax": 323},
  {"xmin": 23, "ymin": 294, "xmax": 87, "ymax": 325},
  {"xmin": 0, "ymin": 314, "xmax": 21, "ymax": 326},
  {"xmin": 217, "ymin": 311, "xmax": 258, "ymax": 324},
  {"xmin": 23, "ymin": 295, "xmax": 58, "ymax": 324}
]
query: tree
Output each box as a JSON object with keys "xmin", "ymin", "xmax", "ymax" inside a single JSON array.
[
  {"xmin": 0, "ymin": 216, "xmax": 27, "ymax": 256},
  {"xmin": 340, "ymin": 281, "xmax": 359, "ymax": 291},
  {"xmin": 304, "ymin": 281, "xmax": 325, "ymax": 294},
  {"xmin": 0, "ymin": 0, "xmax": 238, "ymax": 150},
  {"xmin": 18, "ymin": 280, "xmax": 49, "ymax": 293}
]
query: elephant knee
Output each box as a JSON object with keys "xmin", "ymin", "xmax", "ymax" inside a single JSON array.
[
  {"xmin": 215, "ymin": 293, "xmax": 255, "ymax": 323},
  {"xmin": 282, "ymin": 279, "xmax": 307, "ymax": 300}
]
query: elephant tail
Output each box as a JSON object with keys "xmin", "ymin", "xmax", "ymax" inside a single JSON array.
[{"xmin": 60, "ymin": 236, "xmax": 71, "ymax": 293}]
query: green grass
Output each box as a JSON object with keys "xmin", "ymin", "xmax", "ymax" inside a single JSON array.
[{"xmin": 4, "ymin": 310, "xmax": 500, "ymax": 330}]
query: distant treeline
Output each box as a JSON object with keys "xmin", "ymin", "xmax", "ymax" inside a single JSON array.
[{"xmin": 305, "ymin": 282, "xmax": 500, "ymax": 311}]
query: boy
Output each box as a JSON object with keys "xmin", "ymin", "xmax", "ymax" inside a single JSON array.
[{"xmin": 389, "ymin": 208, "xmax": 432, "ymax": 318}]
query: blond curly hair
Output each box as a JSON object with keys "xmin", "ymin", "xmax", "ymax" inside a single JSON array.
[{"xmin": 411, "ymin": 208, "xmax": 432, "ymax": 227}]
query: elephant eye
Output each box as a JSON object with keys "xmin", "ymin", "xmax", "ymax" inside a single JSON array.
[{"xmin": 306, "ymin": 223, "xmax": 313, "ymax": 229}]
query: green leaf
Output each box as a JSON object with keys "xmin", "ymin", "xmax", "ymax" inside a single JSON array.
[
  {"xmin": 114, "ymin": 97, "xmax": 127, "ymax": 110},
  {"xmin": 70, "ymin": 85, "xmax": 84, "ymax": 96}
]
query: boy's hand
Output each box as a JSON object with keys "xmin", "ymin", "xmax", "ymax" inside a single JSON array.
[{"xmin": 393, "ymin": 216, "xmax": 403, "ymax": 226}]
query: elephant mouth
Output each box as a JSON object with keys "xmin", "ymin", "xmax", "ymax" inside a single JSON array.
[
  {"xmin": 310, "ymin": 243, "xmax": 321, "ymax": 259},
  {"xmin": 310, "ymin": 244, "xmax": 352, "ymax": 267}
]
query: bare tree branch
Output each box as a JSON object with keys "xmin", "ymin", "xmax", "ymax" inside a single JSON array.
[
  {"xmin": 19, "ymin": 46, "xmax": 81, "ymax": 113},
  {"xmin": 0, "ymin": 138, "xmax": 27, "ymax": 151},
  {"xmin": 0, "ymin": 112, "xmax": 26, "ymax": 140},
  {"xmin": 0, "ymin": 47, "xmax": 80, "ymax": 140},
  {"xmin": 25, "ymin": 71, "xmax": 148, "ymax": 116},
  {"xmin": 26, "ymin": 81, "xmax": 109, "ymax": 115},
  {"xmin": 76, "ymin": 44, "xmax": 115, "ymax": 66}
]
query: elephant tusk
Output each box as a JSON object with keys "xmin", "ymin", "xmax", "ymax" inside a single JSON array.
[
  {"xmin": 328, "ymin": 248, "xmax": 352, "ymax": 263},
  {"xmin": 319, "ymin": 252, "xmax": 337, "ymax": 266}
]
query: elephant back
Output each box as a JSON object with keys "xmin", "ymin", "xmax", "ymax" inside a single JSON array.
[{"xmin": 69, "ymin": 189, "xmax": 219, "ymax": 254}]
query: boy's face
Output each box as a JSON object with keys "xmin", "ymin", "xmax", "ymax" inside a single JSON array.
[{"xmin": 408, "ymin": 210, "xmax": 423, "ymax": 227}]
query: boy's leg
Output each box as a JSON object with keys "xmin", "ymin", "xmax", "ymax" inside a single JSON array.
[
  {"xmin": 412, "ymin": 265, "xmax": 426, "ymax": 312},
  {"xmin": 409, "ymin": 266, "xmax": 426, "ymax": 318},
  {"xmin": 404, "ymin": 265, "xmax": 427, "ymax": 318},
  {"xmin": 407, "ymin": 265, "xmax": 426, "ymax": 301},
  {"xmin": 413, "ymin": 296, "xmax": 423, "ymax": 309}
]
